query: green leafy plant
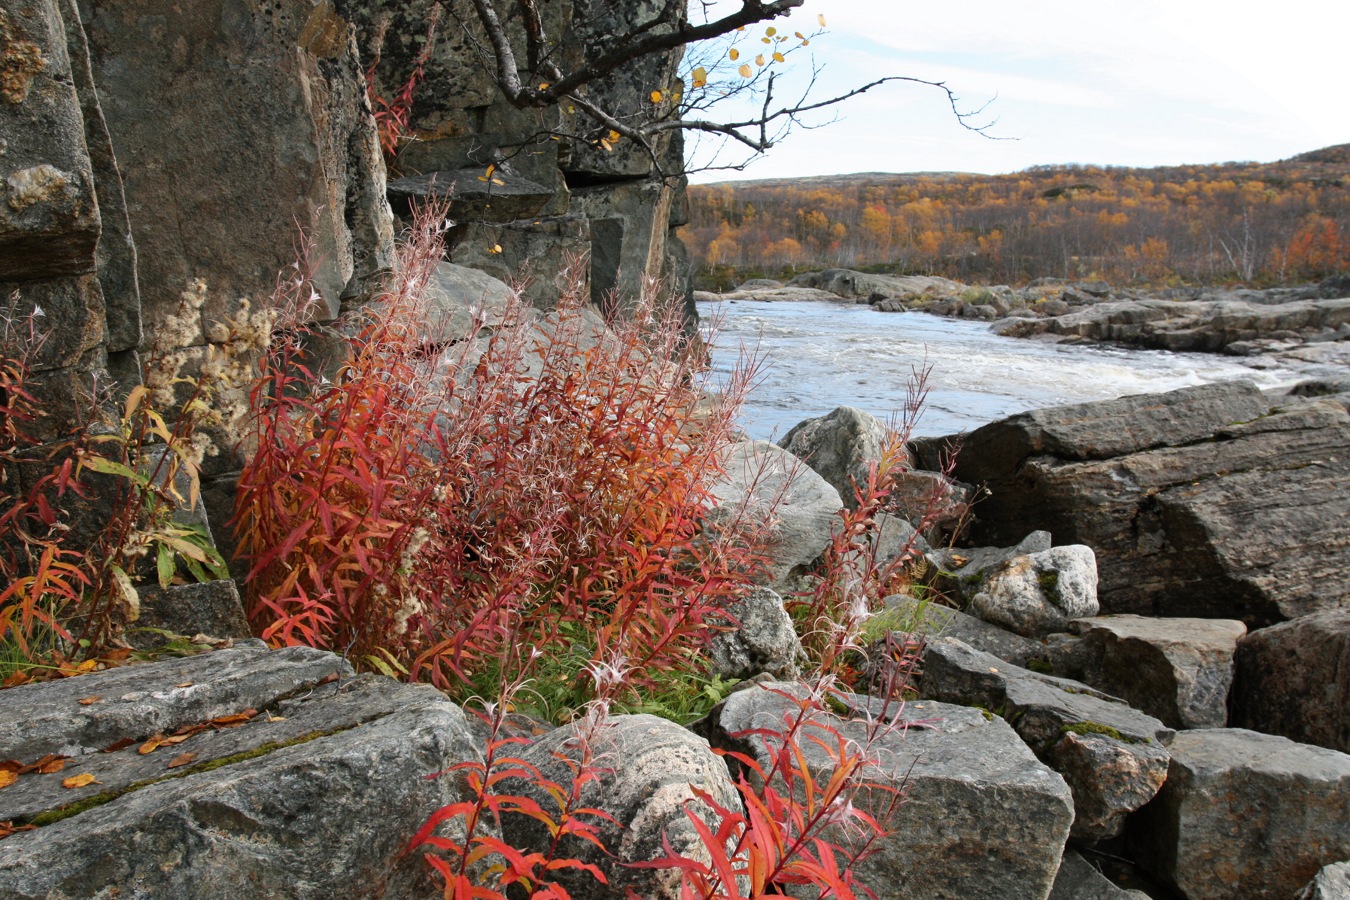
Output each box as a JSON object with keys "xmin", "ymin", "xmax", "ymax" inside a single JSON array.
[{"xmin": 0, "ymin": 281, "xmax": 253, "ymax": 681}]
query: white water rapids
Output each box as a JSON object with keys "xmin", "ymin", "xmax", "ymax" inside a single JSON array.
[{"xmin": 698, "ymin": 299, "xmax": 1316, "ymax": 441}]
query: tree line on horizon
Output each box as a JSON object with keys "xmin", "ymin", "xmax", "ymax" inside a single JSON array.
[{"xmin": 680, "ymin": 146, "xmax": 1350, "ymax": 290}]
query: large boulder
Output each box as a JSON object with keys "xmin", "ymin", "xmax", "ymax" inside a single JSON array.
[
  {"xmin": 1299, "ymin": 862, "xmax": 1350, "ymax": 900},
  {"xmin": 778, "ymin": 406, "xmax": 894, "ymax": 508},
  {"xmin": 786, "ymin": 269, "xmax": 965, "ymax": 301},
  {"xmin": 942, "ymin": 382, "xmax": 1350, "ymax": 625},
  {"xmin": 1068, "ymin": 615, "xmax": 1246, "ymax": 730},
  {"xmin": 0, "ymin": 645, "xmax": 481, "ymax": 899},
  {"xmin": 1129, "ymin": 728, "xmax": 1350, "ymax": 900},
  {"xmin": 707, "ymin": 441, "xmax": 842, "ymax": 592},
  {"xmin": 920, "ymin": 637, "xmax": 1172, "ymax": 841},
  {"xmin": 701, "ymin": 682, "xmax": 1074, "ymax": 899},
  {"xmin": 707, "ymin": 587, "xmax": 804, "ymax": 681},
  {"xmin": 1231, "ymin": 609, "xmax": 1350, "ymax": 753},
  {"xmin": 936, "ymin": 534, "xmax": 1099, "ymax": 637},
  {"xmin": 498, "ymin": 714, "xmax": 743, "ymax": 900}
]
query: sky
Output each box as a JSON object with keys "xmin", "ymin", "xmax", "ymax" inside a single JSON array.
[{"xmin": 684, "ymin": 0, "xmax": 1350, "ymax": 182}]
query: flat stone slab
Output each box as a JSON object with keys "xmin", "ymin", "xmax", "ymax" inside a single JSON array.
[
  {"xmin": 1049, "ymin": 850, "xmax": 1150, "ymax": 899},
  {"xmin": 704, "ymin": 682, "xmax": 1073, "ymax": 899},
  {"xmin": 921, "ymin": 637, "xmax": 1172, "ymax": 840},
  {"xmin": 0, "ymin": 643, "xmax": 350, "ymax": 761},
  {"xmin": 1069, "ymin": 614, "xmax": 1247, "ymax": 729},
  {"xmin": 388, "ymin": 167, "xmax": 553, "ymax": 222},
  {"xmin": 1130, "ymin": 728, "xmax": 1350, "ymax": 900},
  {"xmin": 0, "ymin": 648, "xmax": 480, "ymax": 899}
]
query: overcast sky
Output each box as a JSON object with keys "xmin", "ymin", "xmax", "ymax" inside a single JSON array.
[{"xmin": 684, "ymin": 0, "xmax": 1350, "ymax": 181}]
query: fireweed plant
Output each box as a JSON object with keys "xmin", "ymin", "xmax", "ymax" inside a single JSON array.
[
  {"xmin": 236, "ymin": 207, "xmax": 775, "ymax": 711},
  {"xmin": 237, "ymin": 209, "xmax": 953, "ymax": 897}
]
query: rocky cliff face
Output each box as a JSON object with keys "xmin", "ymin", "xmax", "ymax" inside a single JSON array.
[
  {"xmin": 341, "ymin": 0, "xmax": 692, "ymax": 316},
  {"xmin": 1, "ymin": 0, "xmax": 691, "ymax": 567}
]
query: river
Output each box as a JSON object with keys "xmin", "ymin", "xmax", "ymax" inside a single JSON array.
[{"xmin": 697, "ymin": 299, "xmax": 1313, "ymax": 441}]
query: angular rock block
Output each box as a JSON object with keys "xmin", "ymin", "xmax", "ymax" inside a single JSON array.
[
  {"xmin": 947, "ymin": 382, "xmax": 1350, "ymax": 625},
  {"xmin": 706, "ymin": 683, "xmax": 1074, "ymax": 899},
  {"xmin": 1048, "ymin": 850, "xmax": 1150, "ymax": 899},
  {"xmin": 0, "ymin": 648, "xmax": 481, "ymax": 899},
  {"xmin": 778, "ymin": 405, "xmax": 894, "ymax": 509},
  {"xmin": 707, "ymin": 440, "xmax": 842, "ymax": 593},
  {"xmin": 1298, "ymin": 862, "xmax": 1350, "ymax": 900},
  {"xmin": 499, "ymin": 714, "xmax": 743, "ymax": 900},
  {"xmin": 1130, "ymin": 728, "xmax": 1350, "ymax": 899},
  {"xmin": 967, "ymin": 545, "xmax": 1100, "ymax": 637},
  {"xmin": 1231, "ymin": 609, "xmax": 1350, "ymax": 753},
  {"xmin": 1070, "ymin": 614, "xmax": 1246, "ymax": 729},
  {"xmin": 707, "ymin": 587, "xmax": 803, "ymax": 681},
  {"xmin": 921, "ymin": 638, "xmax": 1172, "ymax": 841}
]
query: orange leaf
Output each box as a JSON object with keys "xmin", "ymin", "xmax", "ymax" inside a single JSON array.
[
  {"xmin": 78, "ymin": 696, "xmax": 100, "ymax": 706},
  {"xmin": 0, "ymin": 770, "xmax": 16, "ymax": 789},
  {"xmin": 167, "ymin": 752, "xmax": 197, "ymax": 769},
  {"xmin": 36, "ymin": 758, "xmax": 66, "ymax": 775},
  {"xmin": 61, "ymin": 773, "xmax": 98, "ymax": 789},
  {"xmin": 139, "ymin": 736, "xmax": 165, "ymax": 755}
]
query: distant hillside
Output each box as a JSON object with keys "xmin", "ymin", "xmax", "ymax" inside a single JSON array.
[{"xmin": 682, "ymin": 146, "xmax": 1350, "ymax": 289}]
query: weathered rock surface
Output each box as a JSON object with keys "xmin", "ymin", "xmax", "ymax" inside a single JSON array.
[
  {"xmin": 132, "ymin": 580, "xmax": 253, "ymax": 650},
  {"xmin": 420, "ymin": 260, "xmax": 520, "ymax": 339},
  {"xmin": 80, "ymin": 0, "xmax": 396, "ymax": 331},
  {"xmin": 1049, "ymin": 850, "xmax": 1151, "ymax": 899},
  {"xmin": 693, "ymin": 285, "xmax": 846, "ymax": 303},
  {"xmin": 997, "ymin": 295, "xmax": 1350, "ymax": 354},
  {"xmin": 707, "ymin": 587, "xmax": 803, "ymax": 681},
  {"xmin": 779, "ymin": 406, "xmax": 894, "ymax": 508},
  {"xmin": 0, "ymin": 647, "xmax": 481, "ymax": 899},
  {"xmin": 1129, "ymin": 728, "xmax": 1350, "ymax": 900},
  {"xmin": 1299, "ymin": 862, "xmax": 1350, "ymax": 900},
  {"xmin": 387, "ymin": 167, "xmax": 553, "ymax": 222},
  {"xmin": 968, "ymin": 545, "xmax": 1100, "ymax": 637},
  {"xmin": 942, "ymin": 382, "xmax": 1350, "ymax": 625},
  {"xmin": 703, "ymin": 682, "xmax": 1074, "ymax": 899},
  {"xmin": 920, "ymin": 637, "xmax": 1172, "ymax": 840},
  {"xmin": 1231, "ymin": 609, "xmax": 1350, "ymax": 753},
  {"xmin": 883, "ymin": 594, "xmax": 1050, "ymax": 669},
  {"xmin": 0, "ymin": 0, "xmax": 100, "ymax": 281},
  {"xmin": 1067, "ymin": 615, "xmax": 1246, "ymax": 729},
  {"xmin": 786, "ymin": 269, "xmax": 966, "ymax": 301},
  {"xmin": 499, "ymin": 714, "xmax": 743, "ymax": 900},
  {"xmin": 885, "ymin": 468, "xmax": 974, "ymax": 542},
  {"xmin": 934, "ymin": 533, "xmax": 1098, "ymax": 636},
  {"xmin": 708, "ymin": 441, "xmax": 842, "ymax": 591}
]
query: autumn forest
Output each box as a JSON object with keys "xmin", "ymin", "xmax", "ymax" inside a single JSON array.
[{"xmin": 681, "ymin": 144, "xmax": 1350, "ymax": 290}]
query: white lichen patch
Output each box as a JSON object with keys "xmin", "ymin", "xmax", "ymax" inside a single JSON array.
[{"xmin": 7, "ymin": 164, "xmax": 72, "ymax": 211}]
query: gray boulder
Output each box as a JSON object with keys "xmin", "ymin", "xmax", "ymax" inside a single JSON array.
[
  {"xmin": 920, "ymin": 637, "xmax": 1172, "ymax": 841},
  {"xmin": 708, "ymin": 441, "xmax": 842, "ymax": 592},
  {"xmin": 882, "ymin": 594, "xmax": 1050, "ymax": 669},
  {"xmin": 1130, "ymin": 728, "xmax": 1350, "ymax": 900},
  {"xmin": 885, "ymin": 468, "xmax": 974, "ymax": 541},
  {"xmin": 945, "ymin": 382, "xmax": 1350, "ymax": 625},
  {"xmin": 420, "ymin": 261, "xmax": 520, "ymax": 340},
  {"xmin": 499, "ymin": 714, "xmax": 743, "ymax": 899},
  {"xmin": 1231, "ymin": 609, "xmax": 1350, "ymax": 753},
  {"xmin": 786, "ymin": 269, "xmax": 965, "ymax": 301},
  {"xmin": 1049, "ymin": 850, "xmax": 1151, "ymax": 899},
  {"xmin": 778, "ymin": 405, "xmax": 895, "ymax": 509},
  {"xmin": 968, "ymin": 545, "xmax": 1100, "ymax": 637},
  {"xmin": 936, "ymin": 534, "xmax": 1098, "ymax": 637},
  {"xmin": 1069, "ymin": 615, "xmax": 1247, "ymax": 729},
  {"xmin": 1299, "ymin": 862, "xmax": 1350, "ymax": 900},
  {"xmin": 0, "ymin": 647, "xmax": 481, "ymax": 899},
  {"xmin": 702, "ymin": 682, "xmax": 1074, "ymax": 899},
  {"xmin": 707, "ymin": 587, "xmax": 804, "ymax": 681}
]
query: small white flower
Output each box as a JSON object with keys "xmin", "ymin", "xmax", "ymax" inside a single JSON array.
[{"xmin": 31, "ymin": 304, "xmax": 44, "ymax": 318}]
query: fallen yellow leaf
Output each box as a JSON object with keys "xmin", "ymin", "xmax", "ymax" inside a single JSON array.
[
  {"xmin": 167, "ymin": 752, "xmax": 197, "ymax": 769},
  {"xmin": 0, "ymin": 770, "xmax": 16, "ymax": 789},
  {"xmin": 62, "ymin": 773, "xmax": 98, "ymax": 789},
  {"xmin": 78, "ymin": 696, "xmax": 100, "ymax": 706}
]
